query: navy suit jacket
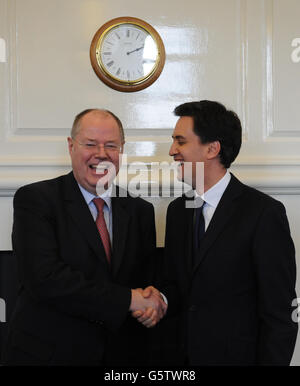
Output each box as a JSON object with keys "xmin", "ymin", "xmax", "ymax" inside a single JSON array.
[
  {"xmin": 2, "ymin": 172, "xmax": 156, "ymax": 365},
  {"xmin": 161, "ymin": 174, "xmax": 298, "ymax": 365}
]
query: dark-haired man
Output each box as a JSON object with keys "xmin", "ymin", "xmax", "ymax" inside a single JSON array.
[
  {"xmin": 135, "ymin": 100, "xmax": 298, "ymax": 366},
  {"xmin": 2, "ymin": 109, "xmax": 166, "ymax": 366}
]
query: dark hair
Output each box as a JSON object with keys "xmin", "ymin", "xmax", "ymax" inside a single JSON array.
[
  {"xmin": 174, "ymin": 100, "xmax": 242, "ymax": 168},
  {"xmin": 71, "ymin": 108, "xmax": 125, "ymax": 143}
]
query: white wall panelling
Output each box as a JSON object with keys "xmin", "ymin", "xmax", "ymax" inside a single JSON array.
[
  {"xmin": 0, "ymin": 38, "xmax": 6, "ymax": 63},
  {"xmin": 0, "ymin": 0, "xmax": 299, "ymax": 230},
  {"xmin": 0, "ymin": 0, "xmax": 300, "ymax": 362},
  {"xmin": 0, "ymin": 0, "xmax": 299, "ymax": 242}
]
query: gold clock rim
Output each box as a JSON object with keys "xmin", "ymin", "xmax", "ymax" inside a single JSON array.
[
  {"xmin": 96, "ymin": 22, "xmax": 160, "ymax": 85},
  {"xmin": 90, "ymin": 16, "xmax": 166, "ymax": 92}
]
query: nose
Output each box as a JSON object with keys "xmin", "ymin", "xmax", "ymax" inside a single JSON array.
[
  {"xmin": 95, "ymin": 144, "xmax": 108, "ymax": 158},
  {"xmin": 169, "ymin": 141, "xmax": 178, "ymax": 157}
]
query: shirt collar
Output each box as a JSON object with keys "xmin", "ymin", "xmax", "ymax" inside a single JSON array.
[
  {"xmin": 78, "ymin": 183, "xmax": 112, "ymax": 210},
  {"xmin": 195, "ymin": 171, "xmax": 231, "ymax": 209}
]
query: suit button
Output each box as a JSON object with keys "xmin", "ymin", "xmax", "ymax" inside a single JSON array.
[{"xmin": 189, "ymin": 305, "xmax": 198, "ymax": 312}]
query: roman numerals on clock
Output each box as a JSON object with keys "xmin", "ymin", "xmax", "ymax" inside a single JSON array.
[
  {"xmin": 90, "ymin": 17, "xmax": 165, "ymax": 91},
  {"xmin": 99, "ymin": 24, "xmax": 157, "ymax": 82}
]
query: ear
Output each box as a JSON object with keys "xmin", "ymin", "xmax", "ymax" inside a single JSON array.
[
  {"xmin": 207, "ymin": 141, "xmax": 221, "ymax": 160},
  {"xmin": 67, "ymin": 137, "xmax": 73, "ymax": 155},
  {"xmin": 120, "ymin": 141, "xmax": 125, "ymax": 153}
]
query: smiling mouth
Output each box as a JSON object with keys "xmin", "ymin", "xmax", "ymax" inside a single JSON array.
[
  {"xmin": 89, "ymin": 164, "xmax": 108, "ymax": 173},
  {"xmin": 90, "ymin": 162, "xmax": 117, "ymax": 176}
]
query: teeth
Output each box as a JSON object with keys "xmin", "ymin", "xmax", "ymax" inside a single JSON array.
[{"xmin": 90, "ymin": 165, "xmax": 106, "ymax": 169}]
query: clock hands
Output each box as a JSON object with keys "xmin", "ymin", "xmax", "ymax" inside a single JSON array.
[{"xmin": 127, "ymin": 46, "xmax": 144, "ymax": 55}]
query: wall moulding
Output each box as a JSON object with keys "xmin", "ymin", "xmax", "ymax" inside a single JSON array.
[
  {"xmin": 0, "ymin": 162, "xmax": 299, "ymax": 197},
  {"xmin": 1, "ymin": 0, "xmax": 249, "ymax": 138},
  {"xmin": 236, "ymin": 0, "xmax": 249, "ymax": 140},
  {"xmin": 1, "ymin": 0, "xmax": 299, "ymax": 198},
  {"xmin": 263, "ymin": 0, "xmax": 300, "ymax": 140}
]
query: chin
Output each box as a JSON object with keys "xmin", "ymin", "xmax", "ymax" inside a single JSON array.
[{"xmin": 179, "ymin": 171, "xmax": 193, "ymax": 185}]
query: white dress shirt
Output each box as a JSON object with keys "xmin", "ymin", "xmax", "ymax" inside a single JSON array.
[
  {"xmin": 162, "ymin": 171, "xmax": 231, "ymax": 305},
  {"xmin": 78, "ymin": 184, "xmax": 113, "ymax": 245},
  {"xmin": 196, "ymin": 171, "xmax": 231, "ymax": 231}
]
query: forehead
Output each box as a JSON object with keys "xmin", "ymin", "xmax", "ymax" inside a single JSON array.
[
  {"xmin": 78, "ymin": 112, "xmax": 121, "ymax": 140},
  {"xmin": 173, "ymin": 116, "xmax": 196, "ymax": 139}
]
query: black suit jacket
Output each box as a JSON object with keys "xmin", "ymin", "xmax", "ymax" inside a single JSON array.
[
  {"xmin": 161, "ymin": 174, "xmax": 298, "ymax": 366},
  {"xmin": 2, "ymin": 172, "xmax": 156, "ymax": 366}
]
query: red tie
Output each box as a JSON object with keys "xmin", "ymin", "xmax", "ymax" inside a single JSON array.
[{"xmin": 93, "ymin": 198, "xmax": 111, "ymax": 264}]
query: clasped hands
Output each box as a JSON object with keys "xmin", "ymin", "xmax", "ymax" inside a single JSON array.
[{"xmin": 130, "ymin": 286, "xmax": 167, "ymax": 328}]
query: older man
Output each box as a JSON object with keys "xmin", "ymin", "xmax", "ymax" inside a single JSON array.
[{"xmin": 2, "ymin": 109, "xmax": 166, "ymax": 366}]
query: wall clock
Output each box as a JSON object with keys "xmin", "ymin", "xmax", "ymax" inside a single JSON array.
[{"xmin": 90, "ymin": 17, "xmax": 165, "ymax": 92}]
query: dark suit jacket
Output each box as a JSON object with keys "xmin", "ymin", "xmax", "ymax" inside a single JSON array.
[
  {"xmin": 2, "ymin": 172, "xmax": 156, "ymax": 366},
  {"xmin": 161, "ymin": 174, "xmax": 298, "ymax": 366}
]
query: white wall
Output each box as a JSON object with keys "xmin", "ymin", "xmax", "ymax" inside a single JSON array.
[{"xmin": 0, "ymin": 0, "xmax": 300, "ymax": 364}]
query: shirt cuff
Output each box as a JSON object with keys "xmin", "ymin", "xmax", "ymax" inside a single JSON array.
[{"xmin": 160, "ymin": 292, "xmax": 168, "ymax": 305}]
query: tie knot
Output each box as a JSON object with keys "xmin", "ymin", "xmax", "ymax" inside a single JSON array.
[
  {"xmin": 93, "ymin": 197, "xmax": 105, "ymax": 212},
  {"xmin": 195, "ymin": 200, "xmax": 205, "ymax": 212}
]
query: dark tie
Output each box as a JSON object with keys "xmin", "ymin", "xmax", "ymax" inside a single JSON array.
[
  {"xmin": 93, "ymin": 198, "xmax": 111, "ymax": 264},
  {"xmin": 193, "ymin": 202, "xmax": 206, "ymax": 264}
]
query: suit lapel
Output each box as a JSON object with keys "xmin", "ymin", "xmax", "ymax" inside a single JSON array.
[
  {"xmin": 192, "ymin": 174, "xmax": 245, "ymax": 273},
  {"xmin": 63, "ymin": 172, "xmax": 109, "ymax": 268},
  {"xmin": 111, "ymin": 193, "xmax": 130, "ymax": 277}
]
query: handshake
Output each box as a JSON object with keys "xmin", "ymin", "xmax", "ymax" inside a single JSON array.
[{"xmin": 130, "ymin": 286, "xmax": 168, "ymax": 328}]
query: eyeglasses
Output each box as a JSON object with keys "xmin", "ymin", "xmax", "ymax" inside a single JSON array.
[{"xmin": 73, "ymin": 138, "xmax": 122, "ymax": 153}]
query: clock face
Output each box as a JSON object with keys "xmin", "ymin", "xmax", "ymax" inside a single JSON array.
[
  {"xmin": 90, "ymin": 17, "xmax": 165, "ymax": 92},
  {"xmin": 97, "ymin": 24, "xmax": 159, "ymax": 84}
]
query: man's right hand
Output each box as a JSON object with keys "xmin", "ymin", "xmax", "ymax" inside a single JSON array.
[{"xmin": 130, "ymin": 287, "xmax": 167, "ymax": 328}]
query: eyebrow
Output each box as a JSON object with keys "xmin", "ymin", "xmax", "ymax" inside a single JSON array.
[
  {"xmin": 83, "ymin": 138, "xmax": 118, "ymax": 143},
  {"xmin": 172, "ymin": 135, "xmax": 186, "ymax": 140}
]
